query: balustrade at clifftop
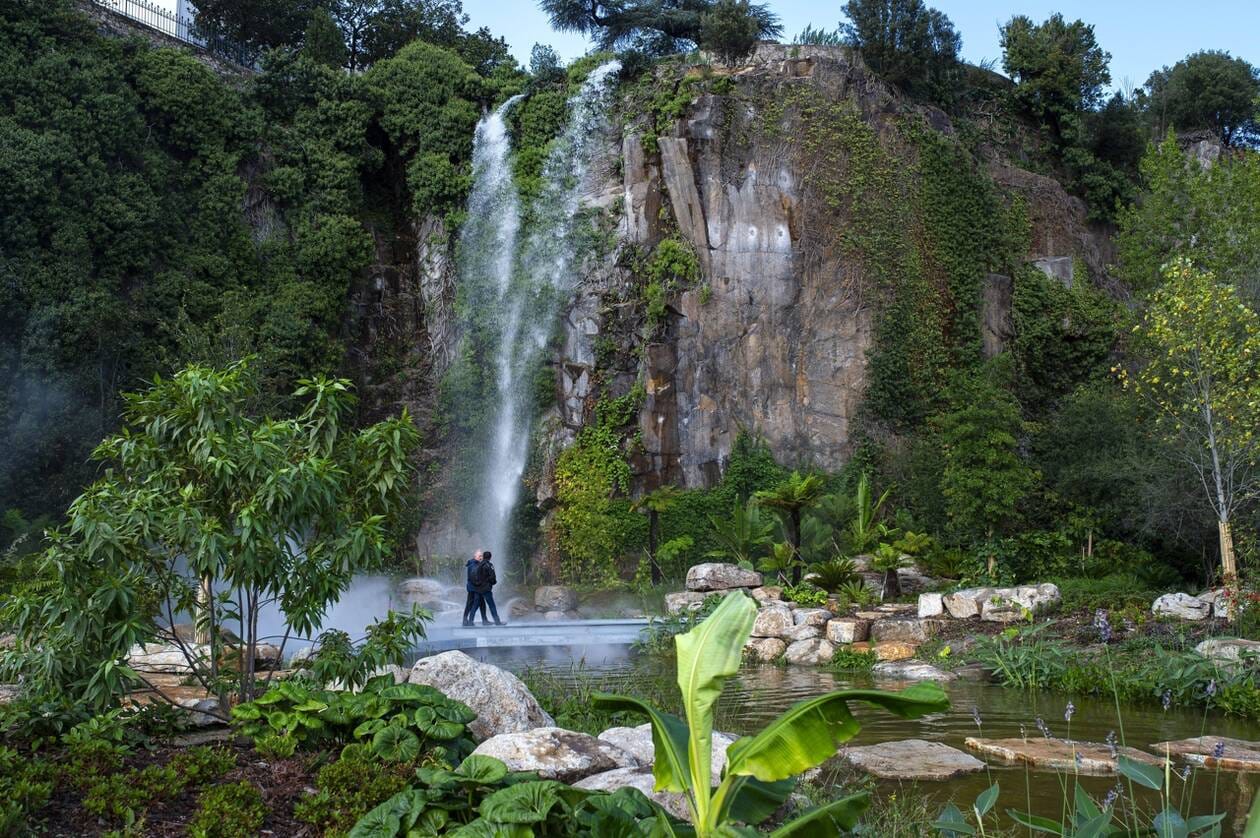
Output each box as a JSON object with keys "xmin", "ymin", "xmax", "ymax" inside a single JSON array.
[{"xmin": 89, "ymin": 0, "xmax": 257, "ymax": 67}]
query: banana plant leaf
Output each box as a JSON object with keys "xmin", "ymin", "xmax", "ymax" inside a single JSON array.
[
  {"xmin": 723, "ymin": 682, "xmax": 949, "ymax": 783},
  {"xmin": 770, "ymin": 792, "xmax": 871, "ymax": 837},
  {"xmin": 675, "ymin": 593, "xmax": 757, "ymax": 801},
  {"xmin": 591, "ymin": 693, "xmax": 693, "ymax": 798}
]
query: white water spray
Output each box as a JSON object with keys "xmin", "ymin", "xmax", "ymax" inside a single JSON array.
[{"xmin": 462, "ymin": 62, "xmax": 622, "ymax": 574}]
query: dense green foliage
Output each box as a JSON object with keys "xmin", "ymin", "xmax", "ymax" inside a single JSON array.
[
  {"xmin": 1, "ymin": 364, "xmax": 420, "ymax": 713},
  {"xmin": 0, "ymin": 1, "xmax": 497, "ymax": 534},
  {"xmin": 1145, "ymin": 50, "xmax": 1260, "ymax": 146},
  {"xmin": 838, "ymin": 0, "xmax": 962, "ymax": 105}
]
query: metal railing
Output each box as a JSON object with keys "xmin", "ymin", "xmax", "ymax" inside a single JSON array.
[{"xmin": 91, "ymin": 0, "xmax": 257, "ymax": 67}]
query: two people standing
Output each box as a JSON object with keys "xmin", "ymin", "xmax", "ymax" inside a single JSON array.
[{"xmin": 462, "ymin": 549, "xmax": 503, "ymax": 626}]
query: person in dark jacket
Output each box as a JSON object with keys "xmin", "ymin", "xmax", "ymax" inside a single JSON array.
[
  {"xmin": 471, "ymin": 549, "xmax": 503, "ymax": 626},
  {"xmin": 461, "ymin": 551, "xmax": 481, "ymax": 626}
]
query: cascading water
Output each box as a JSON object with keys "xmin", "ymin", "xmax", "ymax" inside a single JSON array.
[{"xmin": 459, "ymin": 61, "xmax": 622, "ymax": 576}]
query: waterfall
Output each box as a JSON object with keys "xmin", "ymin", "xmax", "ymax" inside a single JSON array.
[{"xmin": 458, "ymin": 61, "xmax": 622, "ymax": 576}]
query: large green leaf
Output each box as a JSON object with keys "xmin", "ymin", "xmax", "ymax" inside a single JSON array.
[
  {"xmin": 723, "ymin": 683, "xmax": 949, "ymax": 782},
  {"xmin": 372, "ymin": 725, "xmax": 420, "ymax": 762},
  {"xmin": 675, "ymin": 592, "xmax": 757, "ymax": 805},
  {"xmin": 455, "ymin": 754, "xmax": 508, "ymax": 784},
  {"xmin": 720, "ymin": 776, "xmax": 795, "ymax": 826},
  {"xmin": 477, "ymin": 780, "xmax": 569, "ymax": 824},
  {"xmin": 1118, "ymin": 755, "xmax": 1163, "ymax": 791},
  {"xmin": 769, "ymin": 792, "xmax": 870, "ymax": 837},
  {"xmin": 592, "ymin": 693, "xmax": 693, "ymax": 797},
  {"xmin": 349, "ymin": 788, "xmax": 428, "ymax": 838}
]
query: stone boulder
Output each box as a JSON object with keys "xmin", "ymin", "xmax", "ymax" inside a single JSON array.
[
  {"xmin": 664, "ymin": 591, "xmax": 708, "ymax": 614},
  {"xmin": 918, "ymin": 593, "xmax": 944, "ymax": 618},
  {"xmin": 1195, "ymin": 637, "xmax": 1260, "ymax": 667},
  {"xmin": 597, "ymin": 723, "xmax": 736, "ymax": 778},
  {"xmin": 872, "ymin": 661, "xmax": 955, "ymax": 682},
  {"xmin": 128, "ymin": 643, "xmax": 208, "ymax": 674},
  {"xmin": 408, "ymin": 651, "xmax": 553, "ymax": 740},
  {"xmin": 471, "ymin": 727, "xmax": 628, "ymax": 782},
  {"xmin": 751, "ymin": 586, "xmax": 783, "ymax": 603},
  {"xmin": 535, "ymin": 586, "xmax": 579, "ymax": 612},
  {"xmin": 874, "ymin": 642, "xmax": 917, "ymax": 662},
  {"xmin": 980, "ymin": 597, "xmax": 1026, "ymax": 623},
  {"xmin": 1150, "ymin": 737, "xmax": 1260, "ymax": 772},
  {"xmin": 745, "ymin": 636, "xmax": 787, "ymax": 662},
  {"xmin": 965, "ymin": 737, "xmax": 1161, "ymax": 775},
  {"xmin": 870, "ymin": 618, "xmax": 938, "ymax": 644},
  {"xmin": 779, "ymin": 623, "xmax": 822, "ymax": 642},
  {"xmin": 399, "ymin": 578, "xmax": 449, "ymax": 601},
  {"xmin": 842, "ymin": 739, "xmax": 984, "ymax": 781},
  {"xmin": 945, "ymin": 585, "xmax": 1060, "ymax": 620},
  {"xmin": 1153, "ymin": 593, "xmax": 1211, "ymax": 621},
  {"xmin": 825, "ymin": 618, "xmax": 870, "ymax": 644},
  {"xmin": 784, "ymin": 638, "xmax": 835, "ymax": 665},
  {"xmin": 1196, "ymin": 589, "xmax": 1230, "ymax": 618},
  {"xmin": 686, "ymin": 563, "xmax": 762, "ymax": 592},
  {"xmin": 751, "ymin": 604, "xmax": 793, "ymax": 637},
  {"xmin": 792, "ymin": 607, "xmax": 832, "ymax": 627}
]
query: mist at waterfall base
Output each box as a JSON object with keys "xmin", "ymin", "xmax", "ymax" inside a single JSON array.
[{"xmin": 454, "ymin": 61, "xmax": 621, "ymax": 582}]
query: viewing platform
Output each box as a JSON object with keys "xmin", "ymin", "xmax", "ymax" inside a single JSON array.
[{"xmin": 416, "ymin": 618, "xmax": 651, "ymax": 653}]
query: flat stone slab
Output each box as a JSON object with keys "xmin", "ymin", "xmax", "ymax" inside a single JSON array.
[
  {"xmin": 965, "ymin": 737, "xmax": 1163, "ymax": 775},
  {"xmin": 1150, "ymin": 737, "xmax": 1260, "ymax": 772},
  {"xmin": 871, "ymin": 661, "xmax": 956, "ymax": 682},
  {"xmin": 843, "ymin": 739, "xmax": 985, "ymax": 781}
]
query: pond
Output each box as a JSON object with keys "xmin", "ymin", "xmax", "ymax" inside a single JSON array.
[{"xmin": 468, "ymin": 644, "xmax": 1260, "ymax": 835}]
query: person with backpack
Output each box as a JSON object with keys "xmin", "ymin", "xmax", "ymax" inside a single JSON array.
[{"xmin": 470, "ymin": 549, "xmax": 503, "ymax": 626}]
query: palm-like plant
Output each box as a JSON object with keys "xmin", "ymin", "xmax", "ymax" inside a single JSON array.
[
  {"xmin": 706, "ymin": 499, "xmax": 774, "ymax": 568},
  {"xmin": 632, "ymin": 485, "xmax": 683, "ymax": 585},
  {"xmin": 757, "ymin": 541, "xmax": 801, "ymax": 586},
  {"xmin": 870, "ymin": 543, "xmax": 909, "ymax": 601},
  {"xmin": 846, "ymin": 473, "xmax": 893, "ymax": 554},
  {"xmin": 754, "ymin": 472, "xmax": 826, "ymax": 584},
  {"xmin": 808, "ymin": 557, "xmax": 860, "ymax": 593},
  {"xmin": 594, "ymin": 593, "xmax": 949, "ymax": 836}
]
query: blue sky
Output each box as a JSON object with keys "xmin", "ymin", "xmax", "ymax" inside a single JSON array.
[{"xmin": 463, "ymin": 0, "xmax": 1260, "ymax": 92}]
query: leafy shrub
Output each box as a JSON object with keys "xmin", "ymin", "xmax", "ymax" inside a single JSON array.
[
  {"xmin": 1053, "ymin": 573, "xmax": 1160, "ymax": 613},
  {"xmin": 188, "ymin": 781, "xmax": 265, "ymax": 838},
  {"xmin": 808, "ymin": 557, "xmax": 859, "ymax": 592},
  {"xmin": 354, "ymin": 753, "xmax": 675, "ymax": 836},
  {"xmin": 0, "ymin": 746, "xmax": 55, "ymax": 834},
  {"xmin": 232, "ymin": 676, "xmax": 476, "ymax": 764},
  {"xmin": 82, "ymin": 747, "xmax": 235, "ymax": 824},
  {"xmin": 294, "ymin": 745, "xmax": 412, "ymax": 836},
  {"xmin": 783, "ymin": 583, "xmax": 829, "ymax": 607},
  {"xmin": 831, "ymin": 647, "xmax": 877, "ymax": 671}
]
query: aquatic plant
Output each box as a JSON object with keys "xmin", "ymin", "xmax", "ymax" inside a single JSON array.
[{"xmin": 594, "ymin": 592, "xmax": 949, "ymax": 835}]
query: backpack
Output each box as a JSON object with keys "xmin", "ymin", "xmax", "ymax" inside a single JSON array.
[{"xmin": 474, "ymin": 560, "xmax": 496, "ymax": 589}]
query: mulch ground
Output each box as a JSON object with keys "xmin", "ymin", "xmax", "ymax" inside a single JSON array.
[{"xmin": 38, "ymin": 739, "xmax": 320, "ymax": 837}]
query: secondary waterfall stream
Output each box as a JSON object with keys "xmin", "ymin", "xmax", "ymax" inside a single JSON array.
[{"xmin": 458, "ymin": 61, "xmax": 622, "ymax": 574}]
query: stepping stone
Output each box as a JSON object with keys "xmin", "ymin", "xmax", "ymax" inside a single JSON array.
[
  {"xmin": 1149, "ymin": 737, "xmax": 1260, "ymax": 772},
  {"xmin": 872, "ymin": 661, "xmax": 955, "ymax": 682},
  {"xmin": 842, "ymin": 739, "xmax": 985, "ymax": 781},
  {"xmin": 964, "ymin": 737, "xmax": 1163, "ymax": 775}
]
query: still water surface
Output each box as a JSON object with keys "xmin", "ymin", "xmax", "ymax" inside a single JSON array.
[{"xmin": 472, "ymin": 645, "xmax": 1260, "ymax": 835}]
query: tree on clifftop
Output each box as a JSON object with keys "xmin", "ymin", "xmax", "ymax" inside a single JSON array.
[
  {"xmin": 540, "ymin": 0, "xmax": 781, "ymax": 56},
  {"xmin": 1145, "ymin": 50, "xmax": 1260, "ymax": 147},
  {"xmin": 839, "ymin": 0, "xmax": 962, "ymax": 105},
  {"xmin": 1000, "ymin": 13, "xmax": 1110, "ymax": 143}
]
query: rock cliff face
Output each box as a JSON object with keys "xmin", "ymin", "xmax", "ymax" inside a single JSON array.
[{"xmin": 544, "ymin": 44, "xmax": 1111, "ymax": 494}]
